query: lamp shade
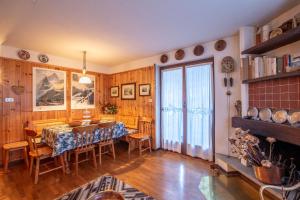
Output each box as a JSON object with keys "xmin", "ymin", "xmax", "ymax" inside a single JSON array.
[{"xmin": 79, "ymin": 75, "xmax": 92, "ymax": 84}]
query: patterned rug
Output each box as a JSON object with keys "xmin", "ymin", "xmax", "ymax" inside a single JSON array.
[{"xmin": 55, "ymin": 175, "xmax": 155, "ymax": 200}]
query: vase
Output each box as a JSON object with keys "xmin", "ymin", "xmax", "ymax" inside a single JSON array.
[{"xmin": 253, "ymin": 165, "xmax": 284, "ymax": 185}]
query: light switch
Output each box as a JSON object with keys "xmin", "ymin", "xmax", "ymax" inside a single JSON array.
[{"xmin": 4, "ymin": 98, "xmax": 14, "ymax": 103}]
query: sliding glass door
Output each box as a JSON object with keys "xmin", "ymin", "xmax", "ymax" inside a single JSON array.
[{"xmin": 160, "ymin": 60, "xmax": 214, "ymax": 161}]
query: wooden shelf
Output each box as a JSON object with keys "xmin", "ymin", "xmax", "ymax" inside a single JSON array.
[
  {"xmin": 242, "ymin": 26, "xmax": 300, "ymax": 55},
  {"xmin": 242, "ymin": 70, "xmax": 300, "ymax": 84},
  {"xmin": 216, "ymin": 153, "xmax": 281, "ymax": 199},
  {"xmin": 232, "ymin": 117, "xmax": 300, "ymax": 146}
]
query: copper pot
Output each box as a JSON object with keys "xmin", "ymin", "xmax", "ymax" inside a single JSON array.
[{"xmin": 253, "ymin": 165, "xmax": 284, "ymax": 185}]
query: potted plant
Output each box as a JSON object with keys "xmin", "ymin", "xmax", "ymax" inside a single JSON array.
[{"xmin": 102, "ymin": 103, "xmax": 118, "ymax": 115}]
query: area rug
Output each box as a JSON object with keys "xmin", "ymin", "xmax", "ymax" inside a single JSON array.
[{"xmin": 55, "ymin": 175, "xmax": 155, "ymax": 200}]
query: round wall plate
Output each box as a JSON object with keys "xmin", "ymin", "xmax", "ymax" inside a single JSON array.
[
  {"xmin": 17, "ymin": 49, "xmax": 30, "ymax": 60},
  {"xmin": 175, "ymin": 49, "xmax": 185, "ymax": 60},
  {"xmin": 38, "ymin": 54, "xmax": 49, "ymax": 63},
  {"xmin": 193, "ymin": 45, "xmax": 204, "ymax": 56},
  {"xmin": 215, "ymin": 40, "xmax": 226, "ymax": 51},
  {"xmin": 160, "ymin": 54, "xmax": 168, "ymax": 63}
]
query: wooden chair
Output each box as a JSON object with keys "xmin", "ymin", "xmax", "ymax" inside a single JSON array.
[
  {"xmin": 24, "ymin": 128, "xmax": 65, "ymax": 184},
  {"xmin": 2, "ymin": 141, "xmax": 29, "ymax": 172},
  {"xmin": 128, "ymin": 117, "xmax": 153, "ymax": 156},
  {"xmin": 72, "ymin": 124, "xmax": 97, "ymax": 175},
  {"xmin": 98, "ymin": 122, "xmax": 116, "ymax": 165}
]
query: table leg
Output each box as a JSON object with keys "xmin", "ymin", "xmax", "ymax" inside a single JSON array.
[{"xmin": 63, "ymin": 151, "xmax": 71, "ymax": 174}]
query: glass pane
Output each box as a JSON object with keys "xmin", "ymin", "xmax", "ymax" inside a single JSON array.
[
  {"xmin": 186, "ymin": 64, "xmax": 213, "ymax": 160},
  {"xmin": 161, "ymin": 67, "xmax": 183, "ymax": 153}
]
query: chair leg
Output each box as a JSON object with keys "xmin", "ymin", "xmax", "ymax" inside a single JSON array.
[
  {"xmin": 92, "ymin": 149, "xmax": 97, "ymax": 169},
  {"xmin": 67, "ymin": 151, "xmax": 71, "ymax": 161},
  {"xmin": 54, "ymin": 157, "xmax": 58, "ymax": 166},
  {"xmin": 111, "ymin": 142, "xmax": 116, "ymax": 160},
  {"xmin": 23, "ymin": 147, "xmax": 29, "ymax": 168},
  {"xmin": 34, "ymin": 158, "xmax": 40, "ymax": 184},
  {"xmin": 99, "ymin": 145, "xmax": 102, "ymax": 165},
  {"xmin": 29, "ymin": 157, "xmax": 34, "ymax": 176},
  {"xmin": 139, "ymin": 140, "xmax": 142, "ymax": 156},
  {"xmin": 59, "ymin": 155, "xmax": 65, "ymax": 175},
  {"xmin": 128, "ymin": 139, "xmax": 131, "ymax": 158},
  {"xmin": 4, "ymin": 150, "xmax": 9, "ymax": 172},
  {"xmin": 148, "ymin": 138, "xmax": 152, "ymax": 153},
  {"xmin": 75, "ymin": 153, "xmax": 79, "ymax": 176}
]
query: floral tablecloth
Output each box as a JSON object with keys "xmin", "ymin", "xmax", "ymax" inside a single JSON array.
[{"xmin": 41, "ymin": 122, "xmax": 127, "ymax": 156}]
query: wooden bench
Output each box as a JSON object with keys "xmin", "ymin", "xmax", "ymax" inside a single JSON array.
[
  {"xmin": 31, "ymin": 118, "xmax": 67, "ymax": 136},
  {"xmin": 115, "ymin": 115, "xmax": 138, "ymax": 131},
  {"xmin": 2, "ymin": 141, "xmax": 29, "ymax": 172}
]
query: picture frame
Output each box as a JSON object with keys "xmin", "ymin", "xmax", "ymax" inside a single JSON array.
[
  {"xmin": 71, "ymin": 72, "xmax": 95, "ymax": 109},
  {"xmin": 110, "ymin": 86, "xmax": 119, "ymax": 97},
  {"xmin": 121, "ymin": 83, "xmax": 136, "ymax": 100},
  {"xmin": 139, "ymin": 84, "xmax": 151, "ymax": 96},
  {"xmin": 32, "ymin": 67, "xmax": 67, "ymax": 111}
]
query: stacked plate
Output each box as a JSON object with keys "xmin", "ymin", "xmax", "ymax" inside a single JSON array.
[
  {"xmin": 246, "ymin": 107, "xmax": 300, "ymax": 125},
  {"xmin": 287, "ymin": 110, "xmax": 300, "ymax": 125},
  {"xmin": 247, "ymin": 107, "xmax": 259, "ymax": 120},
  {"xmin": 272, "ymin": 110, "xmax": 288, "ymax": 124}
]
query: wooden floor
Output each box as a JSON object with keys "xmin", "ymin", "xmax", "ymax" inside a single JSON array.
[{"xmin": 0, "ymin": 143, "xmax": 267, "ymax": 200}]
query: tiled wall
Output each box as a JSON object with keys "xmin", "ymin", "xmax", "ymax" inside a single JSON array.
[{"xmin": 248, "ymin": 76, "xmax": 300, "ymax": 110}]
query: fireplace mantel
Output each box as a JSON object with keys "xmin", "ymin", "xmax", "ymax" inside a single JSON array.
[{"xmin": 232, "ymin": 117, "xmax": 300, "ymax": 146}]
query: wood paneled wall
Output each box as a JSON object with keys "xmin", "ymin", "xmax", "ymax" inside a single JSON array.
[
  {"xmin": 0, "ymin": 57, "xmax": 109, "ymax": 163},
  {"xmin": 0, "ymin": 58, "xmax": 156, "ymax": 164},
  {"xmin": 107, "ymin": 66, "xmax": 155, "ymax": 118},
  {"xmin": 107, "ymin": 66, "xmax": 156, "ymax": 148}
]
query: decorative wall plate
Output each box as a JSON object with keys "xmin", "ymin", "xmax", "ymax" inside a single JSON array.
[
  {"xmin": 17, "ymin": 49, "xmax": 30, "ymax": 60},
  {"xmin": 269, "ymin": 28, "xmax": 283, "ymax": 39},
  {"xmin": 175, "ymin": 49, "xmax": 185, "ymax": 60},
  {"xmin": 215, "ymin": 40, "xmax": 226, "ymax": 51},
  {"xmin": 11, "ymin": 81, "xmax": 25, "ymax": 95},
  {"xmin": 259, "ymin": 108, "xmax": 272, "ymax": 122},
  {"xmin": 247, "ymin": 107, "xmax": 258, "ymax": 119},
  {"xmin": 160, "ymin": 54, "xmax": 168, "ymax": 63},
  {"xmin": 221, "ymin": 56, "xmax": 235, "ymax": 73},
  {"xmin": 193, "ymin": 45, "xmax": 204, "ymax": 56},
  {"xmin": 287, "ymin": 110, "xmax": 300, "ymax": 125},
  {"xmin": 272, "ymin": 109, "xmax": 287, "ymax": 124},
  {"xmin": 38, "ymin": 54, "xmax": 49, "ymax": 63}
]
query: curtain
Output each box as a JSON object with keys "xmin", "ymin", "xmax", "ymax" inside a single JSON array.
[
  {"xmin": 186, "ymin": 64, "xmax": 213, "ymax": 161},
  {"xmin": 161, "ymin": 68, "xmax": 183, "ymax": 153}
]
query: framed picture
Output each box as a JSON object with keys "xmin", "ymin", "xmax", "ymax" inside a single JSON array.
[
  {"xmin": 139, "ymin": 84, "xmax": 151, "ymax": 96},
  {"xmin": 110, "ymin": 86, "xmax": 119, "ymax": 97},
  {"xmin": 71, "ymin": 72, "xmax": 95, "ymax": 109},
  {"xmin": 121, "ymin": 83, "xmax": 136, "ymax": 100},
  {"xmin": 33, "ymin": 67, "xmax": 66, "ymax": 111}
]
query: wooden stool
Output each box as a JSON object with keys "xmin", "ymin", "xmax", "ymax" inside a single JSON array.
[{"xmin": 2, "ymin": 141, "xmax": 29, "ymax": 172}]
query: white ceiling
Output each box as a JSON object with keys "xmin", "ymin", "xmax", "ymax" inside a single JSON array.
[{"xmin": 0, "ymin": 0, "xmax": 298, "ymax": 67}]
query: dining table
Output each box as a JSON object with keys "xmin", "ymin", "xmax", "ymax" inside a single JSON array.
[{"xmin": 41, "ymin": 121, "xmax": 128, "ymax": 173}]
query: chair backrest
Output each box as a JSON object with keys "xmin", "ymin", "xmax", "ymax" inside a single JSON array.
[
  {"xmin": 24, "ymin": 128, "xmax": 38, "ymax": 153},
  {"xmin": 138, "ymin": 117, "xmax": 153, "ymax": 136},
  {"xmin": 99, "ymin": 114, "xmax": 116, "ymax": 122},
  {"xmin": 72, "ymin": 124, "xmax": 98, "ymax": 151},
  {"xmin": 98, "ymin": 121, "xmax": 116, "ymax": 142}
]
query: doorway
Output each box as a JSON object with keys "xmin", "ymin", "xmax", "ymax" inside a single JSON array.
[{"xmin": 160, "ymin": 58, "xmax": 215, "ymax": 161}]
